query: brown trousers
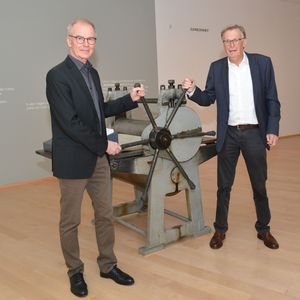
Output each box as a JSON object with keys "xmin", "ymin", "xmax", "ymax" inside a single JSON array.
[{"xmin": 58, "ymin": 156, "xmax": 117, "ymax": 277}]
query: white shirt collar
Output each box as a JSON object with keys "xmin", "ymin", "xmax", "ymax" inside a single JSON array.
[{"xmin": 227, "ymin": 52, "xmax": 248, "ymax": 67}]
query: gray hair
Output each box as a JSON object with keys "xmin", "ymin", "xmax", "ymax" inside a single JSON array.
[
  {"xmin": 67, "ymin": 18, "xmax": 96, "ymax": 35},
  {"xmin": 221, "ymin": 24, "xmax": 246, "ymax": 39}
]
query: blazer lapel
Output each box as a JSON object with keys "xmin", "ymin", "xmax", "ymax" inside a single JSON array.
[
  {"xmin": 221, "ymin": 58, "xmax": 230, "ymax": 108},
  {"xmin": 90, "ymin": 69, "xmax": 104, "ymax": 106},
  {"xmin": 90, "ymin": 69, "xmax": 106, "ymax": 115},
  {"xmin": 90, "ymin": 67, "xmax": 107, "ymax": 134},
  {"xmin": 247, "ymin": 53, "xmax": 260, "ymax": 106}
]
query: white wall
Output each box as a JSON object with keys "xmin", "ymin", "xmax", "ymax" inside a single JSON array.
[
  {"xmin": 155, "ymin": 0, "xmax": 300, "ymax": 136},
  {"xmin": 1, "ymin": 0, "xmax": 299, "ymax": 185}
]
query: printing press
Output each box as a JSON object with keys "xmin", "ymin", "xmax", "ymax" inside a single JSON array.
[{"xmin": 37, "ymin": 80, "xmax": 217, "ymax": 255}]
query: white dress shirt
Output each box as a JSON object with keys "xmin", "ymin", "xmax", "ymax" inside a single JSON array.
[{"xmin": 227, "ymin": 53, "xmax": 258, "ymax": 126}]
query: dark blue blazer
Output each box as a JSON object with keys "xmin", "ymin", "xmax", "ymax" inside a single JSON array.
[
  {"xmin": 189, "ymin": 53, "xmax": 281, "ymax": 152},
  {"xmin": 46, "ymin": 56, "xmax": 138, "ymax": 179}
]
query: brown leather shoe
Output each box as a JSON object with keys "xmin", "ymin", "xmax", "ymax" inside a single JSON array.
[
  {"xmin": 210, "ymin": 231, "xmax": 226, "ymax": 249},
  {"xmin": 257, "ymin": 231, "xmax": 279, "ymax": 249}
]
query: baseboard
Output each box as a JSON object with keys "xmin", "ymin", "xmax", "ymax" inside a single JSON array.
[{"xmin": 0, "ymin": 176, "xmax": 56, "ymax": 190}]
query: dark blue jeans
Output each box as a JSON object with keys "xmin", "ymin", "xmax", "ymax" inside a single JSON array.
[{"xmin": 214, "ymin": 126, "xmax": 271, "ymax": 233}]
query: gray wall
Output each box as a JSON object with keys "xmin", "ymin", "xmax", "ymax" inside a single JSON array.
[{"xmin": 0, "ymin": 0, "xmax": 158, "ymax": 185}]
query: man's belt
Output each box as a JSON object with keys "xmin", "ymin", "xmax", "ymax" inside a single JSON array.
[{"xmin": 229, "ymin": 124, "xmax": 259, "ymax": 130}]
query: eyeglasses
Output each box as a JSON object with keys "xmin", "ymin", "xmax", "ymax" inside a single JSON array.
[
  {"xmin": 69, "ymin": 35, "xmax": 97, "ymax": 45},
  {"xmin": 222, "ymin": 38, "xmax": 244, "ymax": 46}
]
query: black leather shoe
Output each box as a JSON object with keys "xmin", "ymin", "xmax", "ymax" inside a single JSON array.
[
  {"xmin": 210, "ymin": 231, "xmax": 226, "ymax": 249},
  {"xmin": 70, "ymin": 273, "xmax": 88, "ymax": 297},
  {"xmin": 100, "ymin": 265, "xmax": 134, "ymax": 285},
  {"xmin": 257, "ymin": 231, "xmax": 279, "ymax": 249}
]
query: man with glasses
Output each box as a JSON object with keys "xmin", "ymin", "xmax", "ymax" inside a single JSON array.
[
  {"xmin": 182, "ymin": 24, "xmax": 281, "ymax": 251},
  {"xmin": 46, "ymin": 19, "xmax": 145, "ymax": 297}
]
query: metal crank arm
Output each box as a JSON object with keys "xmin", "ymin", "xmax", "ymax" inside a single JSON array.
[
  {"xmin": 172, "ymin": 128, "xmax": 216, "ymax": 139},
  {"xmin": 134, "ymin": 83, "xmax": 158, "ymax": 131},
  {"xmin": 164, "ymin": 90, "xmax": 186, "ymax": 129},
  {"xmin": 165, "ymin": 148, "xmax": 196, "ymax": 190},
  {"xmin": 121, "ymin": 139, "xmax": 150, "ymax": 150},
  {"xmin": 141, "ymin": 148, "xmax": 160, "ymax": 204}
]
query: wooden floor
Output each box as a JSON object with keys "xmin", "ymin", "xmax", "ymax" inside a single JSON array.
[{"xmin": 0, "ymin": 136, "xmax": 299, "ymax": 300}]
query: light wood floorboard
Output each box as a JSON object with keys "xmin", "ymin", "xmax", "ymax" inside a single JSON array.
[{"xmin": 0, "ymin": 136, "xmax": 299, "ymax": 300}]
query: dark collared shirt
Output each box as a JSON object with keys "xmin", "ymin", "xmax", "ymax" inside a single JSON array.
[{"xmin": 69, "ymin": 55, "xmax": 102, "ymax": 130}]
